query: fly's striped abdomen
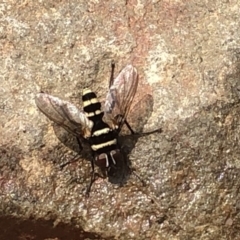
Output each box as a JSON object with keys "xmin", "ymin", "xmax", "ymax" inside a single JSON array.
[
  {"xmin": 82, "ymin": 88, "xmax": 118, "ymax": 156},
  {"xmin": 90, "ymin": 121, "xmax": 117, "ymax": 155},
  {"xmin": 82, "ymin": 88, "xmax": 102, "ymax": 121}
]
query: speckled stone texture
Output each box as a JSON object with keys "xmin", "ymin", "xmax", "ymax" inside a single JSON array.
[{"xmin": 1, "ymin": 0, "xmax": 240, "ymax": 239}]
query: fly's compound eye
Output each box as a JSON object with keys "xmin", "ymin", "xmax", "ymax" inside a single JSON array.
[{"xmin": 95, "ymin": 153, "xmax": 109, "ymax": 169}]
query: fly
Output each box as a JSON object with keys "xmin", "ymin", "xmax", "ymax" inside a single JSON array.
[{"xmin": 35, "ymin": 63, "xmax": 138, "ymax": 195}]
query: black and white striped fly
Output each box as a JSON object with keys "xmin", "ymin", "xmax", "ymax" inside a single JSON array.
[{"xmin": 35, "ymin": 63, "xmax": 139, "ymax": 195}]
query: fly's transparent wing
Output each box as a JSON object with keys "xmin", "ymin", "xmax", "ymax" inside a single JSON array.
[
  {"xmin": 120, "ymin": 94, "xmax": 154, "ymax": 135},
  {"xmin": 104, "ymin": 65, "xmax": 138, "ymax": 130},
  {"xmin": 35, "ymin": 93, "xmax": 93, "ymax": 138}
]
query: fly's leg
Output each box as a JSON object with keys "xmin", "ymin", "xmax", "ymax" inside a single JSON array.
[
  {"xmin": 117, "ymin": 115, "xmax": 161, "ymax": 136},
  {"xmin": 123, "ymin": 119, "xmax": 135, "ymax": 135},
  {"xmin": 109, "ymin": 60, "xmax": 115, "ymax": 88},
  {"xmin": 130, "ymin": 167, "xmax": 146, "ymax": 186},
  {"xmin": 59, "ymin": 152, "xmax": 80, "ymax": 169},
  {"xmin": 59, "ymin": 137, "xmax": 82, "ymax": 169},
  {"xmin": 85, "ymin": 157, "xmax": 98, "ymax": 197},
  {"xmin": 115, "ymin": 114, "xmax": 135, "ymax": 135}
]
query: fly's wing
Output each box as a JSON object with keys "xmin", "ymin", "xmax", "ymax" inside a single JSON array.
[
  {"xmin": 104, "ymin": 65, "xmax": 138, "ymax": 131},
  {"xmin": 35, "ymin": 93, "xmax": 93, "ymax": 138},
  {"xmin": 121, "ymin": 94, "xmax": 154, "ymax": 134}
]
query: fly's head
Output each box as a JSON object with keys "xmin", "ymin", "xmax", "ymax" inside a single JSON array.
[{"xmin": 95, "ymin": 149, "xmax": 125, "ymax": 178}]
